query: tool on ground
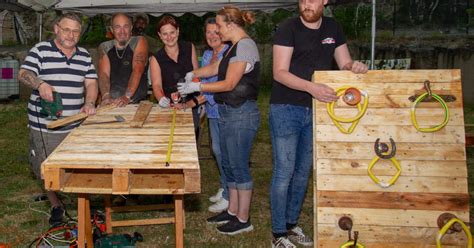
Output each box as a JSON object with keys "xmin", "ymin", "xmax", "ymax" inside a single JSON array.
[
  {"xmin": 82, "ymin": 115, "xmax": 125, "ymax": 125},
  {"xmin": 327, "ymin": 86, "xmax": 369, "ymax": 134},
  {"xmin": 47, "ymin": 104, "xmax": 116, "ymax": 129},
  {"xmin": 411, "ymin": 80, "xmax": 449, "ymax": 132},
  {"xmin": 367, "ymin": 138, "xmax": 401, "ymax": 188},
  {"xmin": 436, "ymin": 213, "xmax": 472, "ymax": 248},
  {"xmin": 40, "ymin": 91, "xmax": 63, "ymax": 120},
  {"xmin": 94, "ymin": 232, "xmax": 143, "ymax": 247},
  {"xmin": 338, "ymin": 216, "xmax": 365, "ymax": 248},
  {"xmin": 165, "ymin": 108, "xmax": 177, "ymax": 167}
]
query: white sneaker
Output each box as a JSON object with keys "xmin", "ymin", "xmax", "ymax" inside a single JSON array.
[
  {"xmin": 208, "ymin": 198, "xmax": 229, "ymax": 213},
  {"xmin": 209, "ymin": 188, "xmax": 224, "ymax": 203},
  {"xmin": 288, "ymin": 226, "xmax": 313, "ymax": 247},
  {"xmin": 272, "ymin": 237, "xmax": 296, "ymax": 248}
]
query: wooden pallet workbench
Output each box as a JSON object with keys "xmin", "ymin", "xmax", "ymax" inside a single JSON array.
[
  {"xmin": 313, "ymin": 70, "xmax": 470, "ymax": 247},
  {"xmin": 42, "ymin": 103, "xmax": 200, "ymax": 248}
]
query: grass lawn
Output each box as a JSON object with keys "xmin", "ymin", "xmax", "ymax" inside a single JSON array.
[{"xmin": 0, "ymin": 90, "xmax": 472, "ymax": 247}]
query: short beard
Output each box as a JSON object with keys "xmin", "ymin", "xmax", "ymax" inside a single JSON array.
[
  {"xmin": 300, "ymin": 7, "xmax": 323, "ymax": 23},
  {"xmin": 118, "ymin": 40, "xmax": 128, "ymax": 46}
]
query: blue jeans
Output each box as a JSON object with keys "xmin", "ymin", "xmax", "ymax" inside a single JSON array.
[
  {"xmin": 269, "ymin": 104, "xmax": 313, "ymax": 234},
  {"xmin": 218, "ymin": 100, "xmax": 260, "ymax": 190},
  {"xmin": 209, "ymin": 118, "xmax": 228, "ymax": 200}
]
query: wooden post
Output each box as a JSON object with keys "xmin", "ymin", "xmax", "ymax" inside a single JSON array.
[
  {"xmin": 104, "ymin": 195, "xmax": 113, "ymax": 234},
  {"xmin": 77, "ymin": 194, "xmax": 93, "ymax": 248},
  {"xmin": 174, "ymin": 194, "xmax": 184, "ymax": 248}
]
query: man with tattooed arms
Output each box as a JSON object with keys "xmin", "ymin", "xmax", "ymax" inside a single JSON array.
[
  {"xmin": 98, "ymin": 13, "xmax": 149, "ymax": 106},
  {"xmin": 18, "ymin": 13, "xmax": 98, "ymax": 227}
]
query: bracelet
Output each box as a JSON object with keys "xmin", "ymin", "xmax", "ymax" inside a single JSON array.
[
  {"xmin": 199, "ymin": 83, "xmax": 203, "ymax": 92},
  {"xmin": 192, "ymin": 97, "xmax": 199, "ymax": 106},
  {"xmin": 85, "ymin": 101, "xmax": 95, "ymax": 106},
  {"xmin": 37, "ymin": 82, "xmax": 44, "ymax": 90},
  {"xmin": 101, "ymin": 92, "xmax": 110, "ymax": 99}
]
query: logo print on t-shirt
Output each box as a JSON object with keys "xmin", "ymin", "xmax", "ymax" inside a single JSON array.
[{"xmin": 322, "ymin": 37, "xmax": 335, "ymax": 45}]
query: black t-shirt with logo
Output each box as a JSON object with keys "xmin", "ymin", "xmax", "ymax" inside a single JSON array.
[{"xmin": 270, "ymin": 16, "xmax": 346, "ymax": 108}]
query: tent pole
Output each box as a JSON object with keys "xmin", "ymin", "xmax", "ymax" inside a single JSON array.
[
  {"xmin": 370, "ymin": 0, "xmax": 376, "ymax": 70},
  {"xmin": 39, "ymin": 13, "xmax": 42, "ymax": 42}
]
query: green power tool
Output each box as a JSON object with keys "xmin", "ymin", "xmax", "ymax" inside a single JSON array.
[
  {"xmin": 40, "ymin": 91, "xmax": 63, "ymax": 120},
  {"xmin": 94, "ymin": 232, "xmax": 143, "ymax": 247}
]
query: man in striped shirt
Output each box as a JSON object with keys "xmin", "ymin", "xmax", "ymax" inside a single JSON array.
[{"xmin": 18, "ymin": 12, "xmax": 98, "ymax": 227}]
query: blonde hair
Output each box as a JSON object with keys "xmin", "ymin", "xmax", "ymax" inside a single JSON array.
[{"xmin": 217, "ymin": 5, "xmax": 255, "ymax": 27}]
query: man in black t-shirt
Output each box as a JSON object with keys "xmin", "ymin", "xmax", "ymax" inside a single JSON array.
[
  {"xmin": 98, "ymin": 13, "xmax": 148, "ymax": 107},
  {"xmin": 269, "ymin": 0, "xmax": 368, "ymax": 247}
]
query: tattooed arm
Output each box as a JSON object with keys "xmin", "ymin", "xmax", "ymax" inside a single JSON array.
[
  {"xmin": 114, "ymin": 36, "xmax": 148, "ymax": 107},
  {"xmin": 18, "ymin": 69, "xmax": 55, "ymax": 102},
  {"xmin": 98, "ymin": 43, "xmax": 113, "ymax": 105}
]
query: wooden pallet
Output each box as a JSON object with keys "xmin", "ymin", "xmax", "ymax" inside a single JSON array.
[
  {"xmin": 42, "ymin": 104, "xmax": 200, "ymax": 195},
  {"xmin": 313, "ymin": 70, "xmax": 470, "ymax": 247},
  {"xmin": 41, "ymin": 103, "xmax": 200, "ymax": 248}
]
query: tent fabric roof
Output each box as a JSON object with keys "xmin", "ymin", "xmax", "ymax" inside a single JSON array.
[
  {"xmin": 12, "ymin": 0, "xmax": 298, "ymax": 15},
  {"xmin": 55, "ymin": 1, "xmax": 298, "ymax": 16}
]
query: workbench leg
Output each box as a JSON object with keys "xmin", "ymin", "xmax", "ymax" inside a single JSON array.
[
  {"xmin": 78, "ymin": 194, "xmax": 93, "ymax": 248},
  {"xmin": 174, "ymin": 195, "xmax": 184, "ymax": 248},
  {"xmin": 104, "ymin": 195, "xmax": 113, "ymax": 234}
]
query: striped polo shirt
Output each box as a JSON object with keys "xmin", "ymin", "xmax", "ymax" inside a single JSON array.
[{"xmin": 21, "ymin": 40, "xmax": 97, "ymax": 133}]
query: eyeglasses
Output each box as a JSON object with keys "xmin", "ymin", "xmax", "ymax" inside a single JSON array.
[{"xmin": 57, "ymin": 24, "xmax": 81, "ymax": 37}]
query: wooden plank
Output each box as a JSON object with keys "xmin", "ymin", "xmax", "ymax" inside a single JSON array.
[
  {"xmin": 317, "ymin": 159, "xmax": 467, "ymax": 177},
  {"xmin": 42, "ymin": 161, "xmax": 198, "ymax": 170},
  {"xmin": 46, "ymin": 153, "xmax": 198, "ymax": 164},
  {"xmin": 60, "ymin": 134, "xmax": 196, "ymax": 144},
  {"xmin": 314, "ymin": 108, "xmax": 464, "ymax": 126},
  {"xmin": 62, "ymin": 172, "xmax": 112, "ymax": 194},
  {"xmin": 68, "ymin": 134, "xmax": 197, "ymax": 143},
  {"xmin": 111, "ymin": 218, "xmax": 175, "ymax": 227},
  {"xmin": 310, "ymin": 81, "xmax": 462, "ymax": 96},
  {"xmin": 315, "ymin": 125, "xmax": 464, "ymax": 143},
  {"xmin": 104, "ymin": 195, "xmax": 113, "ymax": 234},
  {"xmin": 174, "ymin": 195, "xmax": 184, "ymax": 248},
  {"xmin": 47, "ymin": 104, "xmax": 116, "ymax": 129},
  {"xmin": 316, "ymin": 175, "xmax": 467, "ymax": 193},
  {"xmin": 312, "ymin": 69, "xmax": 461, "ymax": 84},
  {"xmin": 42, "ymin": 167, "xmax": 69, "ymax": 191},
  {"xmin": 130, "ymin": 101, "xmax": 153, "ymax": 128},
  {"xmin": 317, "ymin": 191, "xmax": 469, "ymax": 211},
  {"xmin": 315, "ymin": 142, "xmax": 465, "ymax": 160},
  {"xmin": 112, "ymin": 169, "xmax": 130, "ymax": 194},
  {"xmin": 110, "ymin": 204, "xmax": 174, "ymax": 213},
  {"xmin": 317, "ymin": 224, "xmax": 470, "ymax": 246},
  {"xmin": 130, "ymin": 172, "xmax": 184, "ymax": 194},
  {"xmin": 184, "ymin": 169, "xmax": 201, "ymax": 193},
  {"xmin": 317, "ymin": 207, "xmax": 469, "ymax": 228},
  {"xmin": 315, "ymin": 94, "xmax": 462, "ymax": 108}
]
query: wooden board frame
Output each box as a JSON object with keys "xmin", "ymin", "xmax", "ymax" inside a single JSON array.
[{"xmin": 313, "ymin": 70, "xmax": 470, "ymax": 247}]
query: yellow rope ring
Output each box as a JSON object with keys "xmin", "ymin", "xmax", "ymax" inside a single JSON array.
[
  {"xmin": 411, "ymin": 92, "xmax": 449, "ymax": 132},
  {"xmin": 436, "ymin": 218, "xmax": 472, "ymax": 248},
  {"xmin": 367, "ymin": 156, "xmax": 402, "ymax": 188},
  {"xmin": 327, "ymin": 86, "xmax": 369, "ymax": 134},
  {"xmin": 340, "ymin": 241, "xmax": 365, "ymax": 248}
]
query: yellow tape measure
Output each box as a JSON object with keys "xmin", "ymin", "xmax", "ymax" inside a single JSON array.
[{"xmin": 165, "ymin": 109, "xmax": 177, "ymax": 167}]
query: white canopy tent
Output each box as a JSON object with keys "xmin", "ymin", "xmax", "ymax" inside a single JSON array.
[{"xmin": 8, "ymin": 0, "xmax": 376, "ymax": 66}]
